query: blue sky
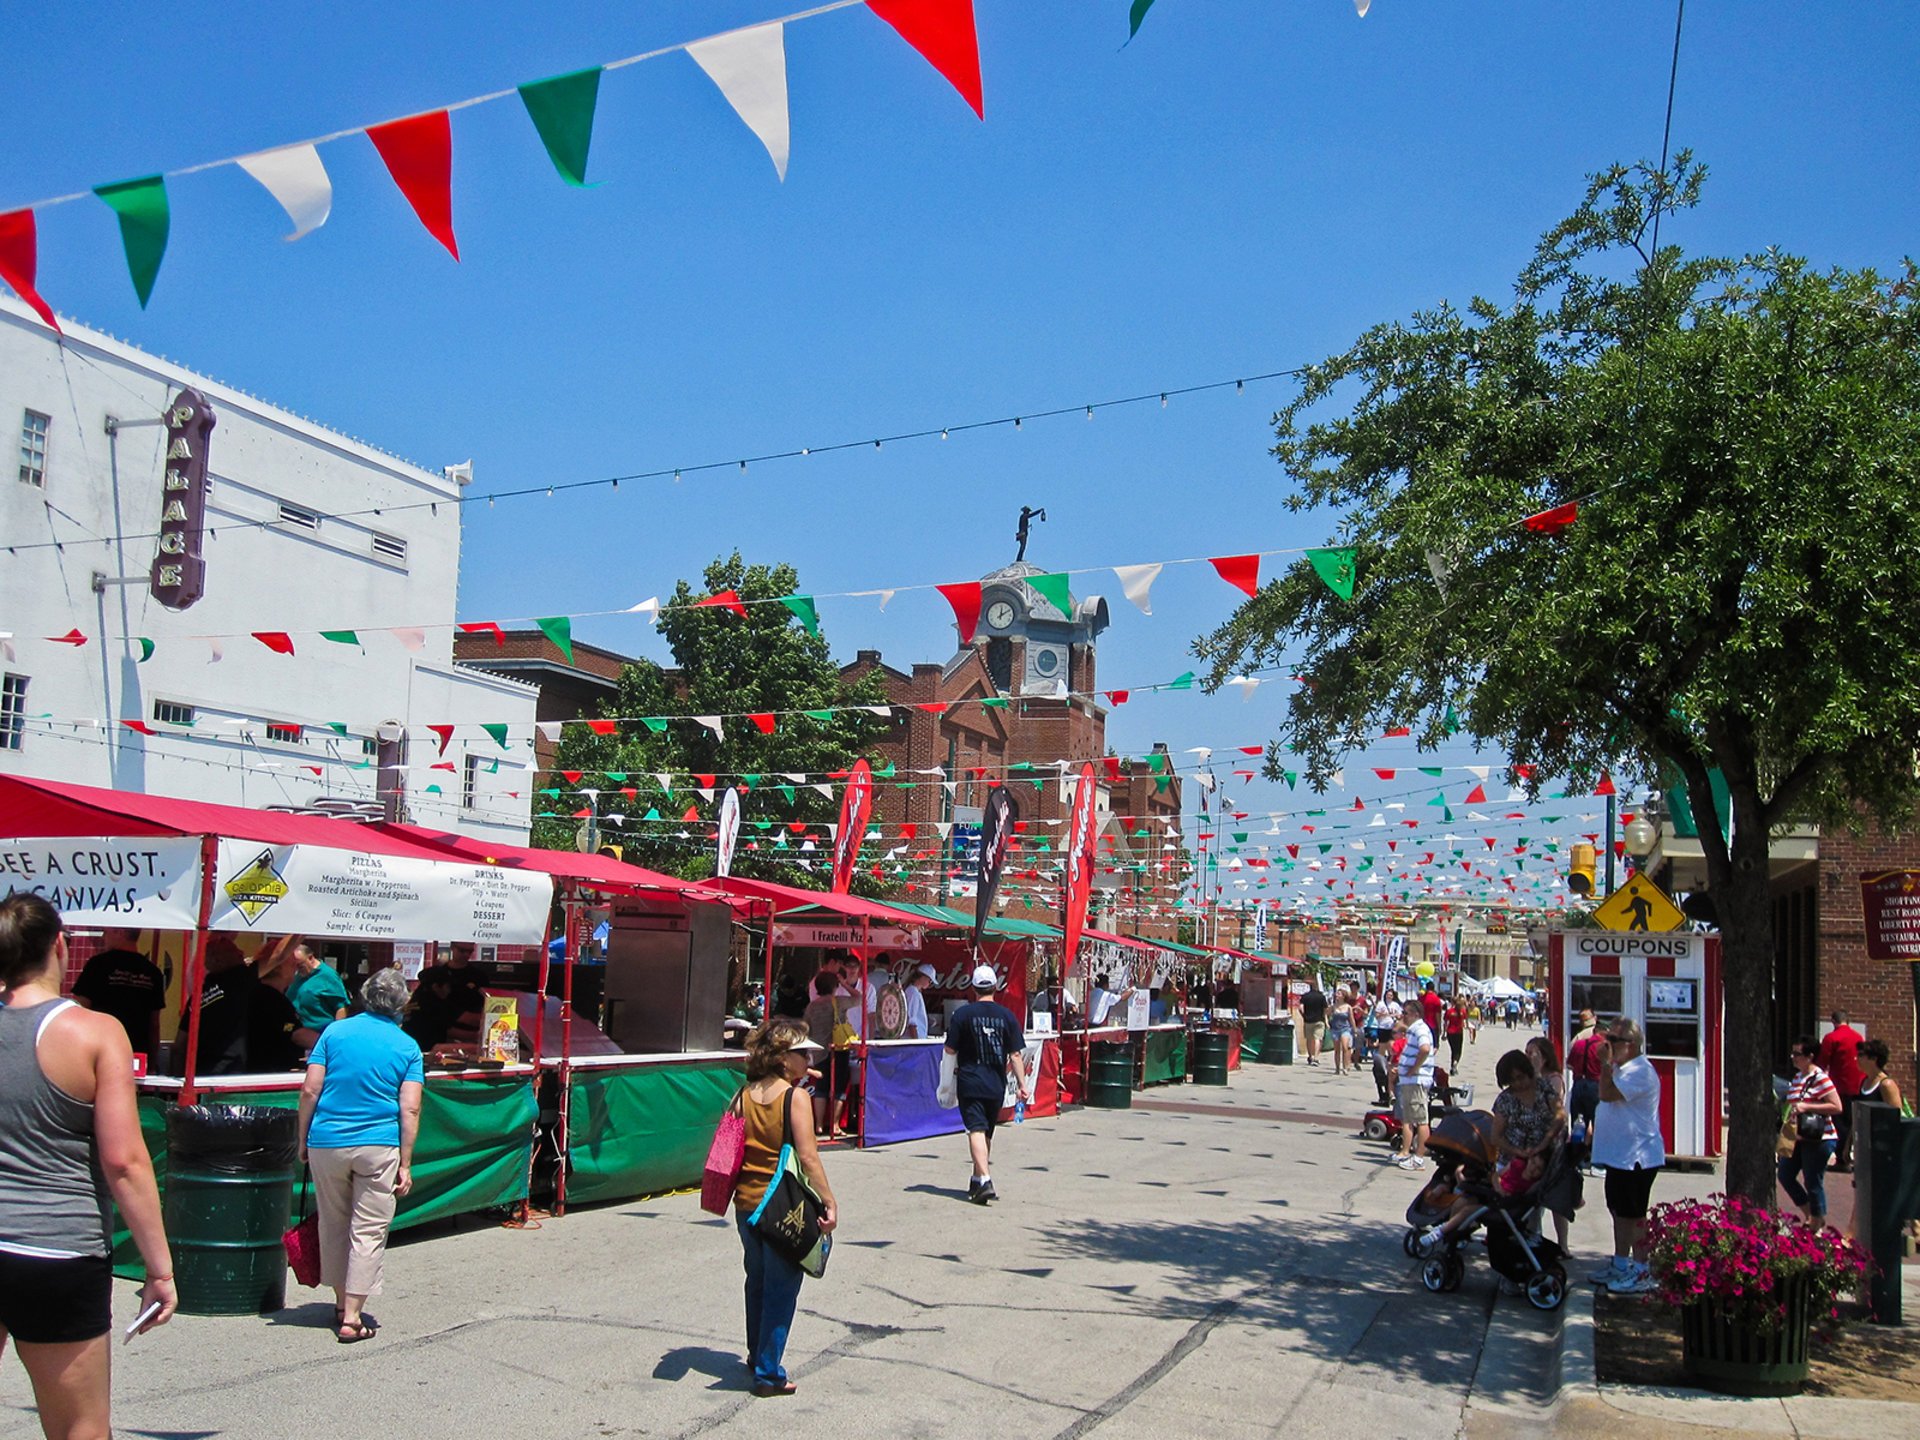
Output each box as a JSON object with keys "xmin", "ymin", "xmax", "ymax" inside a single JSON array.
[{"xmin": 6, "ymin": 2, "xmax": 1915, "ymax": 912}]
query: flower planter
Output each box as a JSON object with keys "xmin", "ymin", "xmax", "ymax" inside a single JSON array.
[{"xmin": 1680, "ymin": 1276, "xmax": 1812, "ymax": 1397}]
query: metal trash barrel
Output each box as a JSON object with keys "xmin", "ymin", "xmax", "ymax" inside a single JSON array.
[
  {"xmin": 163, "ymin": 1105, "xmax": 299, "ymax": 1315},
  {"xmin": 1193, "ymin": 1030, "xmax": 1230, "ymax": 1086},
  {"xmin": 1260, "ymin": 1021, "xmax": 1294, "ymax": 1065},
  {"xmin": 1086, "ymin": 1040, "xmax": 1134, "ymax": 1109}
]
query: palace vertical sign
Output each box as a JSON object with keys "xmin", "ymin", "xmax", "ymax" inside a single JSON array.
[{"xmin": 149, "ymin": 389, "xmax": 215, "ymax": 609}]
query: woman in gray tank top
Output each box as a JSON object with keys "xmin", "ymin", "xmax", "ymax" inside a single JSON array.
[{"xmin": 1, "ymin": 895, "xmax": 175, "ymax": 1439}]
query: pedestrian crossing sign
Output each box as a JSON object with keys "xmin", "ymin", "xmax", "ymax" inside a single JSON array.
[{"xmin": 1593, "ymin": 872, "xmax": 1685, "ymax": 933}]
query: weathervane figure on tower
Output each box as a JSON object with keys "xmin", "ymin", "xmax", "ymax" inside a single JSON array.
[{"xmin": 1015, "ymin": 505, "xmax": 1047, "ymax": 561}]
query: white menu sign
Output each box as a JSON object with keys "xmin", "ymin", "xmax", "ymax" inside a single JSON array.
[
  {"xmin": 0, "ymin": 837, "xmax": 204, "ymax": 928},
  {"xmin": 207, "ymin": 841, "xmax": 551, "ymax": 944}
]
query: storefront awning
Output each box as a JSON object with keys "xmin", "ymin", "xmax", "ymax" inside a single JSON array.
[{"xmin": 707, "ymin": 875, "xmax": 936, "ymax": 928}]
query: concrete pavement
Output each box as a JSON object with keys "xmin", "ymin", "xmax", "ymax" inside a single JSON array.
[{"xmin": 4, "ymin": 1025, "xmax": 1912, "ymax": 1439}]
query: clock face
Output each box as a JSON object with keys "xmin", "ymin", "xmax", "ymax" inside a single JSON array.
[
  {"xmin": 1033, "ymin": 647, "xmax": 1061, "ymax": 675},
  {"xmin": 986, "ymin": 601, "xmax": 1016, "ymax": 630}
]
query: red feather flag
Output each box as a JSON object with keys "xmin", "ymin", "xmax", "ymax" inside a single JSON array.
[
  {"xmin": 1209, "ymin": 554, "xmax": 1260, "ymax": 597},
  {"xmin": 1060, "ymin": 762, "xmax": 1099, "ymax": 996},
  {"xmin": 367, "ymin": 111, "xmax": 459, "ymax": 260},
  {"xmin": 831, "ymin": 758, "xmax": 874, "ymax": 894},
  {"xmin": 936, "ymin": 581, "xmax": 982, "ymax": 643},
  {"xmin": 866, "ymin": 0, "xmax": 984, "ymax": 117},
  {"xmin": 0, "ymin": 210, "xmax": 59, "ymax": 333}
]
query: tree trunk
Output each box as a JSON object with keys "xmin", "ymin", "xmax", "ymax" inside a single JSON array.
[{"xmin": 1715, "ymin": 809, "xmax": 1780, "ymax": 1206}]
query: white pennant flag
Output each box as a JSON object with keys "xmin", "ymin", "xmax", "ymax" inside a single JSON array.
[
  {"xmin": 537, "ymin": 721, "xmax": 565, "ymax": 744},
  {"xmin": 391, "ymin": 627, "xmax": 427, "ymax": 652},
  {"xmin": 237, "ymin": 143, "xmax": 333, "ymax": 241},
  {"xmin": 811, "ymin": 783, "xmax": 833, "ymax": 798},
  {"xmin": 0, "ymin": 634, "xmax": 11, "ymax": 664},
  {"xmin": 852, "ymin": 589, "xmax": 895, "ymax": 611},
  {"xmin": 1466, "ymin": 765, "xmax": 1490, "ymax": 780},
  {"xmin": 653, "ymin": 773, "xmax": 674, "ymax": 794},
  {"xmin": 695, "ymin": 715, "xmax": 725, "ymax": 740},
  {"xmin": 1113, "ymin": 562, "xmax": 1162, "ymax": 615},
  {"xmin": 862, "ymin": 706, "xmax": 893, "ymax": 720},
  {"xmin": 1425, "ymin": 549, "xmax": 1451, "ymax": 598},
  {"xmin": 626, "ymin": 597, "xmax": 662, "ymax": 626},
  {"xmin": 1225, "ymin": 675, "xmax": 1262, "ymax": 701},
  {"xmin": 686, "ymin": 22, "xmax": 790, "ymax": 181}
]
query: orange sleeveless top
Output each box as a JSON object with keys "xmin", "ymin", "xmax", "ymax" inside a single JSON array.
[{"xmin": 734, "ymin": 1081, "xmax": 795, "ymax": 1213}]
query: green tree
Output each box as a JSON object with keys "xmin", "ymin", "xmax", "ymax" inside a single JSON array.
[
  {"xmin": 1196, "ymin": 158, "xmax": 1920, "ymax": 1202},
  {"xmin": 533, "ymin": 553, "xmax": 894, "ymax": 891}
]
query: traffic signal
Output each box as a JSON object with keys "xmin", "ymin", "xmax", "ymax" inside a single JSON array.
[{"xmin": 1567, "ymin": 842, "xmax": 1597, "ymax": 897}]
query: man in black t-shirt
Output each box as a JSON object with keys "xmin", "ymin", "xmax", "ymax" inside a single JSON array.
[
  {"xmin": 190, "ymin": 937, "xmax": 303, "ymax": 1074},
  {"xmin": 406, "ymin": 942, "xmax": 486, "ymax": 1050},
  {"xmin": 1298, "ymin": 984, "xmax": 1329, "ymax": 1066},
  {"xmin": 944, "ymin": 963, "xmax": 1028, "ymax": 1204},
  {"xmin": 72, "ymin": 927, "xmax": 166, "ymax": 1060}
]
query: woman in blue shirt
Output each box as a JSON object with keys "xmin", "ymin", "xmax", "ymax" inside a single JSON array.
[{"xmin": 296, "ymin": 966, "xmax": 423, "ymax": 1342}]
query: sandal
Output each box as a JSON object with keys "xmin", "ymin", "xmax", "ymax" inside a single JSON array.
[
  {"xmin": 750, "ymin": 1380, "xmax": 798, "ymax": 1398},
  {"xmin": 337, "ymin": 1320, "xmax": 377, "ymax": 1344}
]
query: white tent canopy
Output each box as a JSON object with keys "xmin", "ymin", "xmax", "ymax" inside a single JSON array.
[{"xmin": 1476, "ymin": 974, "xmax": 1529, "ymax": 999}]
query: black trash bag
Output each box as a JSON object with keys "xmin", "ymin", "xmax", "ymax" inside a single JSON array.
[{"xmin": 165, "ymin": 1104, "xmax": 300, "ymax": 1173}]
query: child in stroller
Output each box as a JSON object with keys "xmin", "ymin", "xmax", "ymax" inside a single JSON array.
[{"xmin": 1400, "ymin": 1108, "xmax": 1569, "ymax": 1311}]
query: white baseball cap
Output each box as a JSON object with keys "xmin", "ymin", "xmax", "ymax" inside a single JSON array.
[
  {"xmin": 971, "ymin": 964, "xmax": 1000, "ymax": 990},
  {"xmin": 913, "ymin": 962, "xmax": 939, "ymax": 983}
]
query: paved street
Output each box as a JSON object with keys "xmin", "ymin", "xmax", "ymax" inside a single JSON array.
[{"xmin": 0, "ymin": 1030, "xmax": 1748, "ymax": 1440}]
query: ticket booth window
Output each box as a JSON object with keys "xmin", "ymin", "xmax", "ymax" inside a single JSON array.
[
  {"xmin": 1569, "ymin": 974, "xmax": 1623, "ymax": 1028},
  {"xmin": 1645, "ymin": 977, "xmax": 1701, "ymax": 1060}
]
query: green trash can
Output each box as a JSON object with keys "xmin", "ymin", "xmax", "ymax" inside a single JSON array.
[
  {"xmin": 1193, "ymin": 1030, "xmax": 1230, "ymax": 1086},
  {"xmin": 1261, "ymin": 1021, "xmax": 1294, "ymax": 1065},
  {"xmin": 1086, "ymin": 1040, "xmax": 1134, "ymax": 1109},
  {"xmin": 163, "ymin": 1104, "xmax": 299, "ymax": 1315}
]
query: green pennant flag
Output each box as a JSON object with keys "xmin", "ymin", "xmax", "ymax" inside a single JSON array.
[
  {"xmin": 777, "ymin": 785, "xmax": 795, "ymax": 805},
  {"xmin": 518, "ymin": 67, "xmax": 602, "ymax": 187},
  {"xmin": 1280, "ymin": 770, "xmax": 1298, "ymax": 789},
  {"xmin": 1233, "ymin": 832, "xmax": 1249, "ymax": 843},
  {"xmin": 804, "ymin": 709, "xmax": 834, "ymax": 723},
  {"xmin": 873, "ymin": 761, "xmax": 896, "ymax": 778},
  {"xmin": 326, "ymin": 722, "xmax": 348, "ymax": 737},
  {"xmin": 605, "ymin": 771, "xmax": 628, "ymax": 783},
  {"xmin": 1443, "ymin": 702, "xmax": 1461, "ymax": 735},
  {"xmin": 1427, "ymin": 792, "xmax": 1449, "ymax": 807},
  {"xmin": 320, "ymin": 630, "xmax": 360, "ymax": 646},
  {"xmin": 135, "ymin": 637, "xmax": 155, "ymax": 662},
  {"xmin": 643, "ymin": 807, "xmax": 661, "ymax": 821},
  {"xmin": 742, "ymin": 773, "xmax": 760, "ymax": 789},
  {"xmin": 1167, "ymin": 671, "xmax": 1195, "ymax": 690},
  {"xmin": 1304, "ymin": 546, "xmax": 1358, "ymax": 601},
  {"xmin": 1128, "ymin": 0, "xmax": 1158, "ymax": 41},
  {"xmin": 1318, "ymin": 844, "xmax": 1332, "ymax": 854},
  {"xmin": 779, "ymin": 595, "xmax": 820, "ymax": 636},
  {"xmin": 95, "ymin": 176, "xmax": 170, "ymax": 307},
  {"xmin": 1011, "ymin": 762, "xmax": 1035, "ymax": 773},
  {"xmin": 1419, "ymin": 767, "xmax": 1444, "ymax": 777},
  {"xmin": 641, "ymin": 716, "xmax": 668, "ymax": 733},
  {"xmin": 538, "ymin": 787, "xmax": 561, "ymax": 798},
  {"xmin": 424, "ymin": 784, "xmax": 442, "ymax": 795},
  {"xmin": 536, "ymin": 616, "xmax": 574, "ymax": 664},
  {"xmin": 1028, "ymin": 778, "xmax": 1044, "ymax": 793},
  {"xmin": 979, "ymin": 697, "xmax": 1010, "ymax": 710},
  {"xmin": 1029, "ymin": 572, "xmax": 1073, "ymax": 619}
]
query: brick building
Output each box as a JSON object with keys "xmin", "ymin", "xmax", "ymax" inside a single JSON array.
[
  {"xmin": 452, "ymin": 628, "xmax": 636, "ymax": 776},
  {"xmin": 841, "ymin": 562, "xmax": 1185, "ymax": 940}
]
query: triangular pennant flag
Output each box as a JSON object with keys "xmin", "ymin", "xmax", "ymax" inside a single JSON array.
[
  {"xmin": 135, "ymin": 637, "xmax": 155, "ymax": 662},
  {"xmin": 1523, "ymin": 501, "xmax": 1579, "ymax": 536},
  {"xmin": 936, "ymin": 582, "xmax": 982, "ymax": 643},
  {"xmin": 481, "ymin": 723, "xmax": 510, "ymax": 749},
  {"xmin": 0, "ymin": 209, "xmax": 60, "ymax": 332},
  {"xmin": 325, "ymin": 722, "xmax": 348, "ymax": 737},
  {"xmin": 536, "ymin": 721, "xmax": 565, "ymax": 743},
  {"xmin": 1112, "ymin": 561, "xmax": 1162, "ymax": 615},
  {"xmin": 694, "ymin": 589, "xmax": 749, "ymax": 618},
  {"xmin": 236, "ymin": 143, "xmax": 332, "ymax": 241},
  {"xmin": 586, "ymin": 719, "xmax": 618, "ymax": 736},
  {"xmin": 640, "ymin": 717, "xmax": 668, "ymax": 734},
  {"xmin": 1463, "ymin": 784, "xmax": 1487, "ymax": 804},
  {"xmin": 366, "ymin": 111, "xmax": 459, "ymax": 260},
  {"xmin": 1304, "ymin": 546, "xmax": 1357, "ymax": 601},
  {"xmin": 320, "ymin": 630, "xmax": 360, "ymax": 646},
  {"xmin": 748, "ymin": 713, "xmax": 777, "ymax": 735},
  {"xmin": 1127, "ymin": 0, "xmax": 1159, "ymax": 41},
  {"xmin": 695, "ymin": 716, "xmax": 725, "ymax": 740},
  {"xmin": 390, "ymin": 627, "xmax": 426, "ymax": 652},
  {"xmin": 1209, "ymin": 554, "xmax": 1260, "ymax": 598},
  {"xmin": 1028, "ymin": 572, "xmax": 1073, "ymax": 620},
  {"xmin": 1166, "ymin": 671, "xmax": 1195, "ymax": 691},
  {"xmin": 518, "ymin": 67, "xmax": 602, "ymax": 187},
  {"xmin": 122, "ymin": 719, "xmax": 156, "ymax": 736},
  {"xmin": 625, "ymin": 596, "xmax": 661, "ymax": 626},
  {"xmin": 1594, "ymin": 772, "xmax": 1617, "ymax": 797},
  {"xmin": 94, "ymin": 176, "xmax": 170, "ymax": 307},
  {"xmin": 866, "ymin": 0, "xmax": 984, "ymax": 118},
  {"xmin": 458, "ymin": 621, "xmax": 505, "ymax": 647},
  {"xmin": 253, "ymin": 631, "xmax": 295, "ymax": 656},
  {"xmin": 535, "ymin": 615, "xmax": 573, "ymax": 664},
  {"xmin": 427, "ymin": 725, "xmax": 455, "ymax": 756},
  {"xmin": 778, "ymin": 595, "xmax": 819, "ymax": 636},
  {"xmin": 207, "ymin": 638, "xmax": 223, "ymax": 664},
  {"xmin": 687, "ymin": 23, "xmax": 790, "ymax": 181}
]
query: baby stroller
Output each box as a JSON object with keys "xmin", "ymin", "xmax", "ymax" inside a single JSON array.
[{"xmin": 1401, "ymin": 1109, "xmax": 1569, "ymax": 1311}]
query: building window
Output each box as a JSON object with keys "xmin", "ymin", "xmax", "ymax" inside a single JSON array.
[
  {"xmin": 265, "ymin": 723, "xmax": 302, "ymax": 744},
  {"xmin": 371, "ymin": 531, "xmax": 407, "ymax": 564},
  {"xmin": 277, "ymin": 502, "xmax": 320, "ymax": 531},
  {"xmin": 19, "ymin": 410, "xmax": 49, "ymax": 487},
  {"xmin": 0, "ymin": 674, "xmax": 27, "ymax": 751},
  {"xmin": 361, "ymin": 736, "xmax": 378, "ymax": 757},
  {"xmin": 153, "ymin": 699, "xmax": 195, "ymax": 727},
  {"xmin": 463, "ymin": 754, "xmax": 485, "ymax": 810}
]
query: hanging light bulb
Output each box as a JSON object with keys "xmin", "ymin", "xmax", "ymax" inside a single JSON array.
[
  {"xmin": 1086, "ymin": 405, "xmax": 1094, "ymax": 420},
  {"xmin": 1236, "ymin": 379, "xmax": 1245, "ymax": 394},
  {"xmin": 940, "ymin": 428, "xmax": 949, "ymax": 440},
  {"xmin": 1160, "ymin": 393, "xmax": 1169, "ymax": 408},
  {"xmin": 1014, "ymin": 417, "xmax": 1023, "ymax": 431}
]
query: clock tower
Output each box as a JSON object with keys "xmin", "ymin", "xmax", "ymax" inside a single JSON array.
[{"xmin": 972, "ymin": 560, "xmax": 1109, "ymax": 697}]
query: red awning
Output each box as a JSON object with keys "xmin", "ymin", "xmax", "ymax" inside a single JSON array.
[
  {"xmin": 0, "ymin": 772, "xmax": 478, "ymax": 863},
  {"xmin": 707, "ymin": 875, "xmax": 941, "ymax": 928},
  {"xmin": 373, "ymin": 823, "xmax": 740, "ymax": 907}
]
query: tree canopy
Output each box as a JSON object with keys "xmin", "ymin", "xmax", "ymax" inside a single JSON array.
[
  {"xmin": 533, "ymin": 553, "xmax": 892, "ymax": 890},
  {"xmin": 1197, "ymin": 157, "xmax": 1920, "ymax": 1199}
]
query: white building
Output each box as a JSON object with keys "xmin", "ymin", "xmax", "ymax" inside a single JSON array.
[{"xmin": 0, "ymin": 296, "xmax": 535, "ymax": 843}]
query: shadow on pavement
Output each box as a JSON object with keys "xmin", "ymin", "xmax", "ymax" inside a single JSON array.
[{"xmin": 653, "ymin": 1344, "xmax": 749, "ymax": 1390}]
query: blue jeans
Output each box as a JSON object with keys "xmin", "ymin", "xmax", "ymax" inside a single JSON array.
[
  {"xmin": 1777, "ymin": 1139, "xmax": 1836, "ymax": 1218},
  {"xmin": 737, "ymin": 1210, "xmax": 806, "ymax": 1385}
]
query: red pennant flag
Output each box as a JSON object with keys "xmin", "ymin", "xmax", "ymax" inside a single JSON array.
[
  {"xmin": 0, "ymin": 210, "xmax": 60, "ymax": 333},
  {"xmin": 1523, "ymin": 501, "xmax": 1579, "ymax": 536},
  {"xmin": 430, "ymin": 761, "xmax": 456, "ymax": 772},
  {"xmin": 1103, "ymin": 757, "xmax": 1122, "ymax": 782},
  {"xmin": 1463, "ymin": 784, "xmax": 1486, "ymax": 803},
  {"xmin": 458, "ymin": 621, "xmax": 505, "ymax": 646},
  {"xmin": 562, "ymin": 770, "xmax": 583, "ymax": 784},
  {"xmin": 915, "ymin": 701, "xmax": 950, "ymax": 715},
  {"xmin": 1105, "ymin": 690, "xmax": 1129, "ymax": 706},
  {"xmin": 748, "ymin": 712, "xmax": 777, "ymax": 734},
  {"xmin": 366, "ymin": 111, "xmax": 459, "ymax": 260},
  {"xmin": 936, "ymin": 581, "xmax": 982, "ymax": 643},
  {"xmin": 121, "ymin": 719, "xmax": 155, "ymax": 736},
  {"xmin": 571, "ymin": 807, "xmax": 592, "ymax": 818},
  {"xmin": 694, "ymin": 589, "xmax": 749, "ymax": 618},
  {"xmin": 1593, "ymin": 771, "xmax": 1616, "ymax": 797},
  {"xmin": 900, "ymin": 823, "xmax": 918, "ymax": 840},
  {"xmin": 620, "ymin": 787, "xmax": 637, "ymax": 800},
  {"xmin": 582, "ymin": 719, "xmax": 617, "ymax": 736},
  {"xmin": 1209, "ymin": 554, "xmax": 1260, "ymax": 597},
  {"xmin": 696, "ymin": 773, "xmax": 716, "ymax": 789},
  {"xmin": 1351, "ymin": 797, "xmax": 1365, "ymax": 811},
  {"xmin": 426, "ymin": 724, "xmax": 455, "ymax": 754},
  {"xmin": 866, "ymin": 0, "xmax": 984, "ymax": 118},
  {"xmin": 682, "ymin": 805, "xmax": 700, "ymax": 821},
  {"xmin": 1383, "ymin": 725, "xmax": 1410, "ymax": 737},
  {"xmin": 253, "ymin": 631, "xmax": 295, "ymax": 655},
  {"xmin": 45, "ymin": 629, "xmax": 87, "ymax": 646},
  {"xmin": 1373, "ymin": 768, "xmax": 1396, "ymax": 780}
]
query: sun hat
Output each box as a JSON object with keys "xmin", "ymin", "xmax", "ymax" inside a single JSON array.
[
  {"xmin": 970, "ymin": 963, "xmax": 1000, "ymax": 990},
  {"xmin": 786, "ymin": 1036, "xmax": 825, "ymax": 1053}
]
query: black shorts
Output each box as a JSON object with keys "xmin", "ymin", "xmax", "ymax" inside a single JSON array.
[
  {"xmin": 0, "ymin": 1249, "xmax": 113, "ymax": 1344},
  {"xmin": 958, "ymin": 1095, "xmax": 999, "ymax": 1138},
  {"xmin": 1603, "ymin": 1164, "xmax": 1661, "ymax": 1220}
]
